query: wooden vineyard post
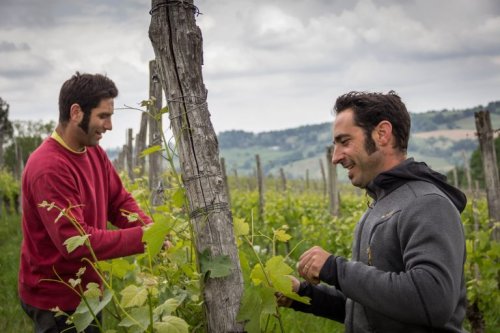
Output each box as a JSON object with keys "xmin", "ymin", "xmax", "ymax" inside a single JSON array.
[
  {"xmin": 474, "ymin": 110, "xmax": 500, "ymax": 241},
  {"xmin": 233, "ymin": 168, "xmax": 239, "ymax": 190},
  {"xmin": 135, "ymin": 112, "xmax": 148, "ymax": 177},
  {"xmin": 319, "ymin": 158, "xmax": 327, "ymax": 198},
  {"xmin": 220, "ymin": 157, "xmax": 231, "ymax": 208},
  {"xmin": 149, "ymin": 2, "xmax": 245, "ymax": 332},
  {"xmin": 256, "ymin": 154, "xmax": 265, "ymax": 222},
  {"xmin": 279, "ymin": 167, "xmax": 287, "ymax": 191},
  {"xmin": 148, "ymin": 60, "xmax": 164, "ymax": 206},
  {"xmin": 126, "ymin": 128, "xmax": 134, "ymax": 182},
  {"xmin": 462, "ymin": 151, "xmax": 472, "ymax": 193},
  {"xmin": 326, "ymin": 146, "xmax": 339, "ymax": 217},
  {"xmin": 452, "ymin": 167, "xmax": 458, "ymax": 188}
]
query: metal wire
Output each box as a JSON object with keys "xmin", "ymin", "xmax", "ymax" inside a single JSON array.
[{"xmin": 149, "ymin": 0, "xmax": 202, "ymax": 16}]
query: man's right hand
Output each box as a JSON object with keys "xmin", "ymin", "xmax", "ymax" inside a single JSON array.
[{"xmin": 276, "ymin": 275, "xmax": 300, "ymax": 307}]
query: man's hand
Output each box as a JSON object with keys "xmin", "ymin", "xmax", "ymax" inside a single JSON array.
[
  {"xmin": 141, "ymin": 225, "xmax": 173, "ymax": 250},
  {"xmin": 297, "ymin": 246, "xmax": 331, "ymax": 285},
  {"xmin": 163, "ymin": 239, "xmax": 173, "ymax": 250},
  {"xmin": 276, "ymin": 275, "xmax": 300, "ymax": 308}
]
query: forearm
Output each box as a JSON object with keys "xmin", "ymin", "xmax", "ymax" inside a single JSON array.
[{"xmin": 290, "ymin": 281, "xmax": 346, "ymax": 322}]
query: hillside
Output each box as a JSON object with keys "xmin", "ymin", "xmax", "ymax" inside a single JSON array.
[{"xmin": 218, "ymin": 101, "xmax": 500, "ymax": 180}]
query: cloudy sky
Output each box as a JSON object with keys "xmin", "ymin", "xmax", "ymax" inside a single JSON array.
[{"xmin": 1, "ymin": 0, "xmax": 499, "ymax": 149}]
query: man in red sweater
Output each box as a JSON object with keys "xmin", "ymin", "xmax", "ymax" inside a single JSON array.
[{"xmin": 19, "ymin": 72, "xmax": 152, "ymax": 332}]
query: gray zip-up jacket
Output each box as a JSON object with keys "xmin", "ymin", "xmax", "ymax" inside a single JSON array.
[{"xmin": 292, "ymin": 158, "xmax": 467, "ymax": 332}]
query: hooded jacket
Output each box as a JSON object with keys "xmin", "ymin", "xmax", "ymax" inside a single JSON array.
[{"xmin": 292, "ymin": 158, "xmax": 467, "ymax": 333}]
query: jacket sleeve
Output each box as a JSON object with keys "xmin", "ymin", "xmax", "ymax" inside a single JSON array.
[
  {"xmin": 324, "ymin": 194, "xmax": 465, "ymax": 327},
  {"xmin": 290, "ymin": 281, "xmax": 346, "ymax": 323}
]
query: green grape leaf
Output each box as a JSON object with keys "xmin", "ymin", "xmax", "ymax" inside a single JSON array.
[
  {"xmin": 259, "ymin": 286, "xmax": 277, "ymax": 315},
  {"xmin": 234, "ymin": 217, "xmax": 249, "ymax": 237},
  {"xmin": 154, "ymin": 297, "xmax": 183, "ymax": 317},
  {"xmin": 250, "ymin": 256, "xmax": 310, "ymax": 304},
  {"xmin": 63, "ymin": 234, "xmax": 89, "ymax": 253},
  {"xmin": 98, "ymin": 258, "xmax": 135, "ymax": 279},
  {"xmin": 73, "ymin": 290, "xmax": 112, "ymax": 332},
  {"xmin": 142, "ymin": 219, "xmax": 170, "ymax": 257},
  {"xmin": 140, "ymin": 145, "xmax": 163, "ymax": 158},
  {"xmin": 199, "ymin": 249, "xmax": 233, "ymax": 279},
  {"xmin": 274, "ymin": 229, "xmax": 291, "ymax": 242},
  {"xmin": 172, "ymin": 188, "xmax": 186, "ymax": 208},
  {"xmin": 250, "ymin": 264, "xmax": 266, "ymax": 286},
  {"xmin": 153, "ymin": 316, "xmax": 189, "ymax": 333},
  {"xmin": 83, "ymin": 282, "xmax": 101, "ymax": 298},
  {"xmin": 118, "ymin": 306, "xmax": 150, "ymax": 329},
  {"xmin": 236, "ymin": 285, "xmax": 262, "ymax": 333},
  {"xmin": 120, "ymin": 285, "xmax": 148, "ymax": 308}
]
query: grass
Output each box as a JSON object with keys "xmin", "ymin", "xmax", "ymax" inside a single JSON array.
[{"xmin": 0, "ymin": 211, "xmax": 32, "ymax": 332}]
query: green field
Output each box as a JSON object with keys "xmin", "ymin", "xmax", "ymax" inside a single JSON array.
[{"xmin": 0, "ymin": 213, "xmax": 32, "ymax": 332}]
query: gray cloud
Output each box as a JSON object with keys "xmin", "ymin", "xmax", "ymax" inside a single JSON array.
[
  {"xmin": 0, "ymin": 41, "xmax": 30, "ymax": 52},
  {"xmin": 0, "ymin": 0, "xmax": 499, "ymax": 148}
]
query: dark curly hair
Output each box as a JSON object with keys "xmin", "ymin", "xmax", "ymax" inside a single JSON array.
[
  {"xmin": 333, "ymin": 91, "xmax": 411, "ymax": 154},
  {"xmin": 58, "ymin": 72, "xmax": 118, "ymax": 130}
]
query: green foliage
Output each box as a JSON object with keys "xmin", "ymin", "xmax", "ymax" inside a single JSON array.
[
  {"xmin": 461, "ymin": 198, "xmax": 500, "ymax": 332},
  {"xmin": 199, "ymin": 249, "xmax": 232, "ymax": 279},
  {"xmin": 0, "ymin": 168, "xmax": 19, "ymax": 214},
  {"xmin": 3, "ymin": 120, "xmax": 55, "ymax": 176}
]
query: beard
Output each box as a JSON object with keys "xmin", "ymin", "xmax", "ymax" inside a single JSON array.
[{"xmin": 78, "ymin": 111, "xmax": 91, "ymax": 134}]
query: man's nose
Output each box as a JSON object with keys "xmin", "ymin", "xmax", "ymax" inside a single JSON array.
[
  {"xmin": 331, "ymin": 145, "xmax": 342, "ymax": 165},
  {"xmin": 104, "ymin": 119, "xmax": 112, "ymax": 131}
]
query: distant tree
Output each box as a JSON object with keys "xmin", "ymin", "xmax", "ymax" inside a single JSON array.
[
  {"xmin": 469, "ymin": 136, "xmax": 500, "ymax": 188},
  {"xmin": 0, "ymin": 97, "xmax": 14, "ymax": 167},
  {"xmin": 3, "ymin": 120, "xmax": 55, "ymax": 177},
  {"xmin": 447, "ymin": 136, "xmax": 500, "ymax": 189}
]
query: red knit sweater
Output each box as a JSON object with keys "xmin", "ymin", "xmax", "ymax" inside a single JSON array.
[{"xmin": 19, "ymin": 138, "xmax": 151, "ymax": 311}]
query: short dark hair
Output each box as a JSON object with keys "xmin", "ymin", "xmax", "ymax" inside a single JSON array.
[
  {"xmin": 333, "ymin": 91, "xmax": 411, "ymax": 154},
  {"xmin": 58, "ymin": 72, "xmax": 118, "ymax": 124}
]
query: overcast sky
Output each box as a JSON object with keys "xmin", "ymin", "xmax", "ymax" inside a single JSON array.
[{"xmin": 1, "ymin": 0, "xmax": 499, "ymax": 149}]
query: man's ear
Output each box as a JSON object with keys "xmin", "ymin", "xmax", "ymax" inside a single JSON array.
[
  {"xmin": 69, "ymin": 104, "xmax": 83, "ymax": 122},
  {"xmin": 373, "ymin": 120, "xmax": 393, "ymax": 147}
]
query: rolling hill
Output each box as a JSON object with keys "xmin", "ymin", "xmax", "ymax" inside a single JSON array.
[{"xmin": 218, "ymin": 101, "xmax": 500, "ymax": 181}]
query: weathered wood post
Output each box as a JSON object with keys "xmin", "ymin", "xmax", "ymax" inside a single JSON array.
[
  {"xmin": 135, "ymin": 112, "xmax": 149, "ymax": 177},
  {"xmin": 279, "ymin": 167, "xmax": 287, "ymax": 192},
  {"xmin": 149, "ymin": 2, "xmax": 244, "ymax": 332},
  {"xmin": 220, "ymin": 157, "xmax": 231, "ymax": 208},
  {"xmin": 452, "ymin": 167, "xmax": 458, "ymax": 188},
  {"xmin": 305, "ymin": 169, "xmax": 310, "ymax": 190},
  {"xmin": 326, "ymin": 146, "xmax": 339, "ymax": 217},
  {"xmin": 474, "ymin": 110, "xmax": 500, "ymax": 241},
  {"xmin": 462, "ymin": 151, "xmax": 472, "ymax": 193},
  {"xmin": 233, "ymin": 168, "xmax": 239, "ymax": 190},
  {"xmin": 126, "ymin": 128, "xmax": 135, "ymax": 181},
  {"xmin": 256, "ymin": 154, "xmax": 265, "ymax": 221},
  {"xmin": 319, "ymin": 158, "xmax": 327, "ymax": 198},
  {"xmin": 148, "ymin": 60, "xmax": 164, "ymax": 206}
]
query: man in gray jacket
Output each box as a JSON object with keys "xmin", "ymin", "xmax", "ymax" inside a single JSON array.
[{"xmin": 286, "ymin": 91, "xmax": 467, "ymax": 332}]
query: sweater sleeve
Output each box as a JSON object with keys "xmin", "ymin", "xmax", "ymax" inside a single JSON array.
[
  {"xmin": 32, "ymin": 172, "xmax": 145, "ymax": 261},
  {"xmin": 331, "ymin": 194, "xmax": 465, "ymax": 327},
  {"xmin": 105, "ymin": 156, "xmax": 152, "ymax": 228},
  {"xmin": 290, "ymin": 281, "xmax": 346, "ymax": 322}
]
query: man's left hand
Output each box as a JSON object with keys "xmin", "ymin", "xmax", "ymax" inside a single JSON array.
[{"xmin": 297, "ymin": 246, "xmax": 331, "ymax": 284}]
